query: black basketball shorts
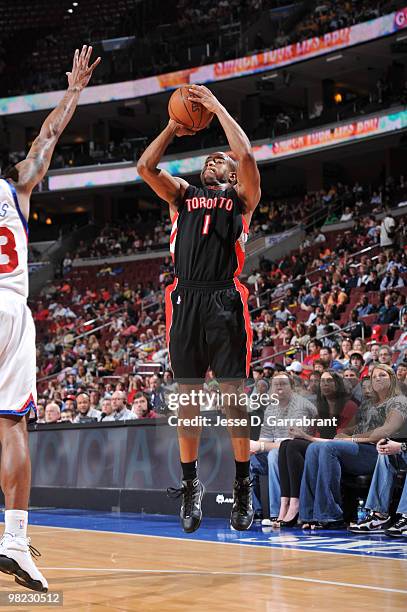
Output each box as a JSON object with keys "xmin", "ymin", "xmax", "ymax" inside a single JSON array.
[{"xmin": 164, "ymin": 278, "xmax": 252, "ymax": 382}]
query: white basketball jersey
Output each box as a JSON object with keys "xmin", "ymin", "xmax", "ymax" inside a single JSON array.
[{"xmin": 0, "ymin": 178, "xmax": 29, "ymax": 300}]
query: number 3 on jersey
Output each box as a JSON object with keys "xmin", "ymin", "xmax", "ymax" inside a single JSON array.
[
  {"xmin": 202, "ymin": 214, "xmax": 211, "ymax": 236},
  {"xmin": 0, "ymin": 227, "xmax": 18, "ymax": 273}
]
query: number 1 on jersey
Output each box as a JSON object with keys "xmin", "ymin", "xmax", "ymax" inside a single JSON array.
[{"xmin": 202, "ymin": 214, "xmax": 211, "ymax": 236}]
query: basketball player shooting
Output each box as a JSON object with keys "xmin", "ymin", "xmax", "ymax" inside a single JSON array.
[
  {"xmin": 137, "ymin": 84, "xmax": 261, "ymax": 533},
  {"xmin": 0, "ymin": 46, "xmax": 100, "ymax": 591}
]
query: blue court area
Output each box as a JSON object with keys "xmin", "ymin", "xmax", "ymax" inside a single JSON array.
[{"xmin": 28, "ymin": 508, "xmax": 407, "ymax": 561}]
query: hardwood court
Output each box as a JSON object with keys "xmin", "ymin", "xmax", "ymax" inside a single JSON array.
[{"xmin": 1, "ymin": 522, "xmax": 406, "ymax": 611}]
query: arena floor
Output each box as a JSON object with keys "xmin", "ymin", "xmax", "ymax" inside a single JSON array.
[{"xmin": 1, "ymin": 509, "xmax": 406, "ymax": 610}]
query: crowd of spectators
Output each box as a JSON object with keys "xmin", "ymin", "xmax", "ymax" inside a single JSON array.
[
  {"xmin": 0, "ymin": 0, "xmax": 401, "ymax": 97},
  {"xmin": 57, "ymin": 174, "xmax": 407, "ymax": 264}
]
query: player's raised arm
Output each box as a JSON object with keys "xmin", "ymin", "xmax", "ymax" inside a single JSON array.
[
  {"xmin": 187, "ymin": 85, "xmax": 261, "ymax": 213},
  {"xmin": 14, "ymin": 45, "xmax": 101, "ymax": 199},
  {"xmin": 136, "ymin": 120, "xmax": 193, "ymax": 211}
]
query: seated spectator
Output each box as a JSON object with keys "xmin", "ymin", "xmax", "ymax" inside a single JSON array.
[
  {"xmin": 377, "ymin": 295, "xmax": 399, "ymax": 324},
  {"xmin": 302, "ymin": 339, "xmax": 322, "ymax": 371},
  {"xmin": 36, "ymin": 402, "xmax": 46, "ymax": 424},
  {"xmin": 277, "ymin": 370, "xmax": 358, "ymax": 527},
  {"xmin": 343, "ymin": 365, "xmax": 364, "ymax": 405},
  {"xmin": 73, "ymin": 392, "xmax": 100, "ymax": 423},
  {"xmin": 103, "ymin": 391, "xmax": 135, "ymax": 421},
  {"xmin": 299, "ymin": 364, "xmax": 407, "ymax": 529},
  {"xmin": 44, "ymin": 402, "xmax": 61, "ymax": 424},
  {"xmin": 395, "ymin": 362, "xmax": 407, "ymax": 394},
  {"xmin": 380, "ymin": 267, "xmax": 405, "ymax": 292},
  {"xmin": 348, "ymin": 351, "xmax": 365, "ymax": 376},
  {"xmin": 274, "ymin": 300, "xmax": 291, "ymax": 323},
  {"xmin": 250, "ymin": 372, "xmax": 317, "ymax": 522},
  {"xmin": 378, "ymin": 345, "xmax": 393, "ymax": 367},
  {"xmin": 132, "ymin": 392, "xmax": 159, "ymax": 419},
  {"xmin": 356, "ymin": 295, "xmax": 375, "ymax": 317},
  {"xmin": 60, "ymin": 408, "xmax": 74, "ymax": 423},
  {"xmin": 338, "ymin": 337, "xmax": 353, "ymax": 366},
  {"xmin": 350, "ymin": 437, "xmax": 407, "ymax": 536},
  {"xmin": 99, "ymin": 397, "xmax": 113, "ymax": 421},
  {"xmin": 147, "ymin": 374, "xmax": 168, "ymax": 415}
]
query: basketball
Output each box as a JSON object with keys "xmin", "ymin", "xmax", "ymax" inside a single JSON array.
[{"xmin": 168, "ymin": 86, "xmax": 213, "ymax": 130}]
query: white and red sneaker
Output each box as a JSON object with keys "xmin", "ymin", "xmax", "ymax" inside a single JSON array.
[{"xmin": 0, "ymin": 533, "xmax": 48, "ymax": 592}]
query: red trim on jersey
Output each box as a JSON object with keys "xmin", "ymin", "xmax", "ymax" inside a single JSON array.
[
  {"xmin": 165, "ymin": 277, "xmax": 178, "ymax": 361},
  {"xmin": 233, "ymin": 278, "xmax": 253, "ymax": 378},
  {"xmin": 242, "ymin": 215, "xmax": 249, "ymax": 234},
  {"xmin": 169, "ymin": 212, "xmax": 179, "ymax": 263},
  {"xmin": 234, "ymin": 214, "xmax": 248, "ymax": 276}
]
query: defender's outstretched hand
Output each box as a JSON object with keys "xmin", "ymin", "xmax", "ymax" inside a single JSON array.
[
  {"xmin": 188, "ymin": 85, "xmax": 222, "ymax": 114},
  {"xmin": 66, "ymin": 45, "xmax": 101, "ymax": 91}
]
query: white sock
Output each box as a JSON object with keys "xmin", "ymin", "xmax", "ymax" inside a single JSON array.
[{"xmin": 4, "ymin": 509, "xmax": 28, "ymax": 538}]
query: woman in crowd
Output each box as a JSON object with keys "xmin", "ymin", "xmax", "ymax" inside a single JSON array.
[
  {"xmin": 339, "ymin": 337, "xmax": 353, "ymax": 366},
  {"xmin": 276, "ymin": 370, "xmax": 358, "ymax": 527},
  {"xmin": 299, "ymin": 364, "xmax": 407, "ymax": 529}
]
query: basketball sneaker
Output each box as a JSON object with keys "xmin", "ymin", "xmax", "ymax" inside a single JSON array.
[
  {"xmin": 167, "ymin": 478, "xmax": 205, "ymax": 533},
  {"xmin": 0, "ymin": 532, "xmax": 48, "ymax": 592},
  {"xmin": 230, "ymin": 477, "xmax": 254, "ymax": 531},
  {"xmin": 348, "ymin": 511, "xmax": 392, "ymax": 533},
  {"xmin": 385, "ymin": 515, "xmax": 407, "ymax": 537}
]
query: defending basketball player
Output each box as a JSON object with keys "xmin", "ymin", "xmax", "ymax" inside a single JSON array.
[
  {"xmin": 137, "ymin": 84, "xmax": 261, "ymax": 533},
  {"xmin": 0, "ymin": 46, "xmax": 100, "ymax": 591}
]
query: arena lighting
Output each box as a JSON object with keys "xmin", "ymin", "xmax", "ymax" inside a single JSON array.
[
  {"xmin": 261, "ymin": 73, "xmax": 278, "ymax": 80},
  {"xmin": 396, "ymin": 33, "xmax": 407, "ymax": 41},
  {"xmin": 45, "ymin": 217, "xmax": 52, "ymax": 225},
  {"xmin": 334, "ymin": 92, "xmax": 343, "ymax": 104},
  {"xmin": 32, "ymin": 212, "xmax": 38, "ymax": 221},
  {"xmin": 326, "ymin": 53, "xmax": 343, "ymax": 62},
  {"xmin": 67, "ymin": 8, "xmax": 73, "ymax": 13},
  {"xmin": 73, "ymin": 2, "xmax": 79, "ymax": 5}
]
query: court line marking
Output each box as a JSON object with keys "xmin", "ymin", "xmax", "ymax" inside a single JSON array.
[
  {"xmin": 39, "ymin": 567, "xmax": 407, "ymax": 595},
  {"xmin": 24, "ymin": 523, "xmax": 407, "ymax": 563}
]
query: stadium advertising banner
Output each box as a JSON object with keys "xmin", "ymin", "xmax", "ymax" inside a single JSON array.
[
  {"xmin": 1, "ymin": 8, "xmax": 407, "ymax": 116},
  {"xmin": 48, "ymin": 108, "xmax": 407, "ymax": 191}
]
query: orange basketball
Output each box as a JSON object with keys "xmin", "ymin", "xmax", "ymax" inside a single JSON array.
[{"xmin": 168, "ymin": 86, "xmax": 213, "ymax": 131}]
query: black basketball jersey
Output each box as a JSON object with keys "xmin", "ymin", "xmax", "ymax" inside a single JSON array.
[{"xmin": 170, "ymin": 184, "xmax": 248, "ymax": 282}]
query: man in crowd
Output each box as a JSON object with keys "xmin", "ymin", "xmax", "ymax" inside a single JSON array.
[
  {"xmin": 103, "ymin": 390, "xmax": 135, "ymax": 421},
  {"xmin": 99, "ymin": 397, "xmax": 113, "ymax": 420},
  {"xmin": 147, "ymin": 375, "xmax": 167, "ymax": 415},
  {"xmin": 44, "ymin": 402, "xmax": 61, "ymax": 424},
  {"xmin": 132, "ymin": 392, "xmax": 159, "ymax": 419},
  {"xmin": 73, "ymin": 393, "xmax": 100, "ymax": 423}
]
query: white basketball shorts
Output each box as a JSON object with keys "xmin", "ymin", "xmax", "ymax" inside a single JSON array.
[{"xmin": 0, "ymin": 292, "xmax": 37, "ymax": 416}]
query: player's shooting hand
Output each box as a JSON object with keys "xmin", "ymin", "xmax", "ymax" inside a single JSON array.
[
  {"xmin": 66, "ymin": 45, "xmax": 101, "ymax": 92},
  {"xmin": 168, "ymin": 119, "xmax": 196, "ymax": 137},
  {"xmin": 188, "ymin": 85, "xmax": 221, "ymax": 114}
]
